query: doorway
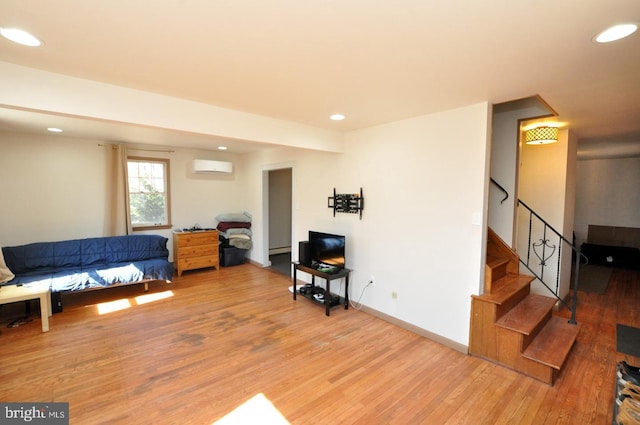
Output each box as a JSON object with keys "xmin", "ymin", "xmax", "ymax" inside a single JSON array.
[{"xmin": 263, "ymin": 166, "xmax": 293, "ymax": 275}]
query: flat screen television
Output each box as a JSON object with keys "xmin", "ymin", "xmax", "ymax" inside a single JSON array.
[{"xmin": 308, "ymin": 231, "xmax": 346, "ymax": 270}]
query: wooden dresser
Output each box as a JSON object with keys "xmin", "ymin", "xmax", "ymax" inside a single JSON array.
[{"xmin": 173, "ymin": 230, "xmax": 219, "ymax": 276}]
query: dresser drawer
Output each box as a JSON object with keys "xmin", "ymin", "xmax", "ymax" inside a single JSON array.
[
  {"xmin": 177, "ymin": 256, "xmax": 217, "ymax": 271},
  {"xmin": 176, "ymin": 232, "xmax": 217, "ymax": 247},
  {"xmin": 176, "ymin": 244, "xmax": 219, "ymax": 259}
]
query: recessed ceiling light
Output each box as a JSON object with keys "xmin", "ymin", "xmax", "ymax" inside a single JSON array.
[
  {"xmin": 594, "ymin": 23, "xmax": 638, "ymax": 43},
  {"xmin": 47, "ymin": 127, "xmax": 63, "ymax": 133},
  {"xmin": 330, "ymin": 114, "xmax": 345, "ymax": 121},
  {"xmin": 0, "ymin": 27, "xmax": 42, "ymax": 47},
  {"xmin": 218, "ymin": 146, "xmax": 228, "ymax": 150}
]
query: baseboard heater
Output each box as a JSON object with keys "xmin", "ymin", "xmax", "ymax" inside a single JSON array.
[{"xmin": 269, "ymin": 246, "xmax": 292, "ymax": 255}]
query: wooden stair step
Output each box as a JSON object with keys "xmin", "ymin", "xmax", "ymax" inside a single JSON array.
[
  {"xmin": 472, "ymin": 274, "xmax": 534, "ymax": 305},
  {"xmin": 486, "ymin": 255, "xmax": 510, "ymax": 283},
  {"xmin": 523, "ymin": 316, "xmax": 581, "ymax": 369},
  {"xmin": 486, "ymin": 255, "xmax": 510, "ymax": 270},
  {"xmin": 495, "ymin": 294, "xmax": 556, "ymax": 335}
]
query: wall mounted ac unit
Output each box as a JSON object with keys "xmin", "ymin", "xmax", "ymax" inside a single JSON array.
[{"xmin": 192, "ymin": 159, "xmax": 233, "ymax": 174}]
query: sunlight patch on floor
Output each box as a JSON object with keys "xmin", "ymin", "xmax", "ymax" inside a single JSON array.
[
  {"xmin": 96, "ymin": 290, "xmax": 174, "ymax": 315},
  {"xmin": 213, "ymin": 393, "xmax": 290, "ymax": 425},
  {"xmin": 135, "ymin": 290, "xmax": 174, "ymax": 305},
  {"xmin": 97, "ymin": 298, "xmax": 131, "ymax": 315}
]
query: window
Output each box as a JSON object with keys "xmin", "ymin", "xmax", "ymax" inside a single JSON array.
[{"xmin": 127, "ymin": 157, "xmax": 172, "ymax": 230}]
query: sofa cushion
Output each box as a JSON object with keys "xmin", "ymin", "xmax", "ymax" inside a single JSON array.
[
  {"xmin": 3, "ymin": 235, "xmax": 170, "ymax": 275},
  {"xmin": 51, "ymin": 269, "xmax": 104, "ymax": 292},
  {"xmin": 3, "ymin": 240, "xmax": 91, "ymax": 274},
  {"xmin": 3, "ymin": 243, "xmax": 43, "ymax": 274},
  {"xmin": 103, "ymin": 235, "xmax": 169, "ymax": 263},
  {"xmin": 97, "ymin": 263, "xmax": 145, "ymax": 285},
  {"xmin": 79, "ymin": 238, "xmax": 108, "ymax": 266},
  {"xmin": 2, "ymin": 235, "xmax": 173, "ymax": 292}
]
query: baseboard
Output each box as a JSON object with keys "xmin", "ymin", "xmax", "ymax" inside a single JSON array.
[
  {"xmin": 248, "ymin": 258, "xmax": 267, "ymax": 268},
  {"xmin": 269, "ymin": 246, "xmax": 292, "ymax": 255},
  {"xmin": 358, "ymin": 304, "xmax": 469, "ymax": 354}
]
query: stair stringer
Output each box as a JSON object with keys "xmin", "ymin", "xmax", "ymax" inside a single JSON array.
[
  {"xmin": 469, "ymin": 274, "xmax": 533, "ymax": 362},
  {"xmin": 485, "ymin": 228, "xmax": 520, "ymax": 293}
]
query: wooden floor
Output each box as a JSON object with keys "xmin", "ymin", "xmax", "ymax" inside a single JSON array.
[{"xmin": 0, "ymin": 264, "xmax": 638, "ymax": 424}]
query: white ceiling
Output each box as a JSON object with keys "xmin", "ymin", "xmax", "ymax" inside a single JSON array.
[{"xmin": 1, "ymin": 0, "xmax": 639, "ymax": 152}]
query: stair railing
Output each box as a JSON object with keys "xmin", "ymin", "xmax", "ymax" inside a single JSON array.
[
  {"xmin": 490, "ymin": 177, "xmax": 509, "ymax": 204},
  {"xmin": 516, "ymin": 199, "xmax": 585, "ymax": 325}
]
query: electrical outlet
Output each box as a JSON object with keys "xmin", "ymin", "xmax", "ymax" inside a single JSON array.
[{"xmin": 391, "ymin": 291, "xmax": 398, "ymax": 299}]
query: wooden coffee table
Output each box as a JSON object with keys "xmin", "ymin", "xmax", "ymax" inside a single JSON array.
[{"xmin": 0, "ymin": 283, "xmax": 51, "ymax": 332}]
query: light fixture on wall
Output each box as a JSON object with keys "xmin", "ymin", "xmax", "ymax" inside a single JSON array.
[{"xmin": 525, "ymin": 126, "xmax": 559, "ymax": 145}]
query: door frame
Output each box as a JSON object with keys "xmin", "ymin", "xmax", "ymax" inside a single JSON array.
[{"xmin": 261, "ymin": 161, "xmax": 295, "ymax": 267}]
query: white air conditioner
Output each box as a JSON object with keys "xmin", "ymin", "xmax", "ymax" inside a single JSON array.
[{"xmin": 191, "ymin": 159, "xmax": 233, "ymax": 174}]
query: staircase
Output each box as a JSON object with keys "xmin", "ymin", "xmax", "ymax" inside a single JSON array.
[{"xmin": 469, "ymin": 228, "xmax": 581, "ymax": 385}]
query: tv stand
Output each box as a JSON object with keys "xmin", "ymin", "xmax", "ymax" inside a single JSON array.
[{"xmin": 292, "ymin": 262, "xmax": 350, "ymax": 316}]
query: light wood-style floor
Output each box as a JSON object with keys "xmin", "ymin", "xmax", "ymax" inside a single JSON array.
[{"xmin": 0, "ymin": 264, "xmax": 638, "ymax": 424}]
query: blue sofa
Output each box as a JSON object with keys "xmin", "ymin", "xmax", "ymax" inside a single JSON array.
[{"xmin": 1, "ymin": 235, "xmax": 174, "ymax": 311}]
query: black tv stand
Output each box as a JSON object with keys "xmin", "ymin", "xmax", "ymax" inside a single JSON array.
[{"xmin": 292, "ymin": 262, "xmax": 350, "ymax": 316}]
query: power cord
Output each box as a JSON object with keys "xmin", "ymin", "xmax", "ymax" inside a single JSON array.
[
  {"xmin": 348, "ymin": 279, "xmax": 373, "ymax": 310},
  {"xmin": 313, "ymin": 274, "xmax": 372, "ymax": 310}
]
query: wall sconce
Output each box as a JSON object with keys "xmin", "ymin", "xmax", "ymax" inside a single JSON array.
[{"xmin": 525, "ymin": 126, "xmax": 559, "ymax": 145}]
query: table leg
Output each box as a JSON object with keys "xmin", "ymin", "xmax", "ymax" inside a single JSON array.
[
  {"xmin": 344, "ymin": 273, "xmax": 349, "ymax": 310},
  {"xmin": 292, "ymin": 266, "xmax": 297, "ymax": 300},
  {"xmin": 325, "ymin": 279, "xmax": 331, "ymax": 316},
  {"xmin": 39, "ymin": 292, "xmax": 50, "ymax": 332}
]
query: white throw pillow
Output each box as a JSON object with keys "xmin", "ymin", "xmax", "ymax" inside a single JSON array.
[{"xmin": 0, "ymin": 245, "xmax": 15, "ymax": 283}]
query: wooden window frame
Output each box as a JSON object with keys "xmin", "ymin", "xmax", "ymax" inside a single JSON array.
[{"xmin": 127, "ymin": 156, "xmax": 172, "ymax": 231}]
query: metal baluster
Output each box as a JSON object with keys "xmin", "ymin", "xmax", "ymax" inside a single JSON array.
[
  {"xmin": 527, "ymin": 209, "xmax": 532, "ymax": 268},
  {"xmin": 555, "ymin": 235, "xmax": 562, "ymax": 296}
]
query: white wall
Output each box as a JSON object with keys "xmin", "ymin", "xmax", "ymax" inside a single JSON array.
[
  {"xmin": 562, "ymin": 131, "xmax": 578, "ymax": 293},
  {"xmin": 243, "ymin": 103, "xmax": 492, "ymax": 347},
  {"xmin": 517, "ymin": 129, "xmax": 576, "ymax": 298},
  {"xmin": 489, "ymin": 99, "xmax": 552, "ymax": 246},
  {"xmin": 488, "ymin": 108, "xmax": 518, "ymax": 243},
  {"xmin": 0, "ymin": 132, "xmax": 248, "ymax": 261},
  {"xmin": 0, "ymin": 133, "xmax": 108, "ymax": 244},
  {"xmin": 574, "ymin": 156, "xmax": 640, "ymax": 246}
]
